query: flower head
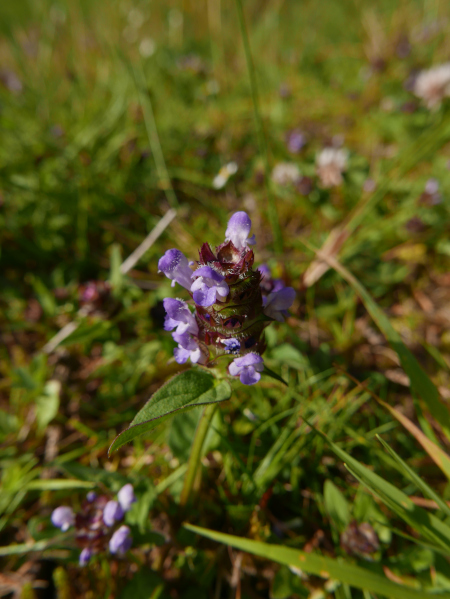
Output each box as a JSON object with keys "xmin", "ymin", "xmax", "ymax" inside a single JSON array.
[
  {"xmin": 413, "ymin": 63, "xmax": 450, "ymax": 110},
  {"xmin": 109, "ymin": 525, "xmax": 132, "ymax": 555},
  {"xmin": 158, "ymin": 211, "xmax": 295, "ymax": 385},
  {"xmin": 316, "ymin": 148, "xmax": 348, "ymax": 188},
  {"xmin": 271, "ymin": 162, "xmax": 301, "ymax": 186},
  {"xmin": 51, "ymin": 506, "xmax": 75, "ymax": 532},
  {"xmin": 158, "ymin": 249, "xmax": 193, "ymax": 290},
  {"xmin": 229, "ymin": 353, "xmax": 264, "ymax": 385}
]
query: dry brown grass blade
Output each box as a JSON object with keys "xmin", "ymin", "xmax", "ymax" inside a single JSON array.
[{"xmin": 302, "ymin": 226, "xmax": 349, "ymax": 287}]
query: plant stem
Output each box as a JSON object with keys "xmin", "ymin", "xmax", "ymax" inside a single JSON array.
[
  {"xmin": 179, "ymin": 403, "xmax": 217, "ymax": 508},
  {"xmin": 234, "ymin": 0, "xmax": 283, "ymax": 254}
]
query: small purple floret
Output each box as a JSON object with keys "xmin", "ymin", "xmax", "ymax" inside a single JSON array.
[
  {"xmin": 103, "ymin": 500, "xmax": 124, "ymax": 527},
  {"xmin": 191, "ymin": 266, "xmax": 229, "ymax": 307},
  {"xmin": 287, "ymin": 129, "xmax": 305, "ymax": 153},
  {"xmin": 51, "ymin": 506, "xmax": 75, "ymax": 532},
  {"xmin": 118, "ymin": 484, "xmax": 136, "ymax": 512},
  {"xmin": 229, "ymin": 353, "xmax": 264, "ymax": 385},
  {"xmin": 263, "ymin": 287, "xmax": 295, "ymax": 322},
  {"xmin": 163, "ymin": 298, "xmax": 198, "ymax": 335},
  {"xmin": 222, "ymin": 337, "xmax": 240, "ymax": 354},
  {"xmin": 225, "ymin": 212, "xmax": 256, "ymax": 250},
  {"xmin": 79, "ymin": 547, "xmax": 93, "ymax": 566},
  {"xmin": 86, "ymin": 491, "xmax": 97, "ymax": 502},
  {"xmin": 173, "ymin": 332, "xmax": 202, "ymax": 364},
  {"xmin": 158, "ymin": 249, "xmax": 193, "ymax": 290},
  {"xmin": 109, "ymin": 525, "xmax": 132, "ymax": 555}
]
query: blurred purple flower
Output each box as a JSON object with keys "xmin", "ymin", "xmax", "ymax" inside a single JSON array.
[
  {"xmin": 79, "ymin": 547, "xmax": 93, "ymax": 566},
  {"xmin": 103, "ymin": 501, "xmax": 124, "ymax": 527},
  {"xmin": 263, "ymin": 287, "xmax": 296, "ymax": 322},
  {"xmin": 109, "ymin": 525, "xmax": 132, "ymax": 555},
  {"xmin": 287, "ymin": 129, "xmax": 305, "ymax": 153},
  {"xmin": 225, "ymin": 211, "xmax": 256, "ymax": 250},
  {"xmin": 118, "ymin": 484, "xmax": 137, "ymax": 512},
  {"xmin": 51, "ymin": 506, "xmax": 75, "ymax": 532}
]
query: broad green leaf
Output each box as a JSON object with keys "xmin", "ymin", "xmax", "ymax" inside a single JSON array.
[
  {"xmin": 109, "ymin": 370, "xmax": 231, "ymax": 454},
  {"xmin": 324, "ymin": 480, "xmax": 350, "ymax": 532},
  {"xmin": 308, "ymin": 250, "xmax": 450, "ymax": 442},
  {"xmin": 312, "ymin": 427, "xmax": 450, "ymax": 554},
  {"xmin": 185, "ymin": 524, "xmax": 449, "ymax": 599},
  {"xmin": 36, "ymin": 380, "xmax": 60, "ymax": 433}
]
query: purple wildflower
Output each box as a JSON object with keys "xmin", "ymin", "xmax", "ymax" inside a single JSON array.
[
  {"xmin": 103, "ymin": 500, "xmax": 124, "ymax": 527},
  {"xmin": 163, "ymin": 298, "xmax": 198, "ymax": 335},
  {"xmin": 222, "ymin": 338, "xmax": 240, "ymax": 354},
  {"xmin": 51, "ymin": 506, "xmax": 75, "ymax": 532},
  {"xmin": 79, "ymin": 547, "xmax": 93, "ymax": 566},
  {"xmin": 118, "ymin": 484, "xmax": 136, "ymax": 512},
  {"xmin": 158, "ymin": 249, "xmax": 193, "ymax": 290},
  {"xmin": 173, "ymin": 331, "xmax": 203, "ymax": 364},
  {"xmin": 287, "ymin": 129, "xmax": 305, "ymax": 153},
  {"xmin": 229, "ymin": 353, "xmax": 264, "ymax": 385},
  {"xmin": 86, "ymin": 492, "xmax": 97, "ymax": 502},
  {"xmin": 109, "ymin": 525, "xmax": 132, "ymax": 555},
  {"xmin": 225, "ymin": 211, "xmax": 256, "ymax": 250},
  {"xmin": 263, "ymin": 287, "xmax": 296, "ymax": 322},
  {"xmin": 191, "ymin": 266, "xmax": 229, "ymax": 307}
]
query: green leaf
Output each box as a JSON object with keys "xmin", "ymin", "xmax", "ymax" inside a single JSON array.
[
  {"xmin": 312, "ymin": 426, "xmax": 450, "ymax": 554},
  {"xmin": 36, "ymin": 380, "xmax": 60, "ymax": 433},
  {"xmin": 25, "ymin": 479, "xmax": 94, "ymax": 491},
  {"xmin": 109, "ymin": 243, "xmax": 124, "ymax": 290},
  {"xmin": 185, "ymin": 524, "xmax": 449, "ymax": 599},
  {"xmin": 109, "ymin": 370, "xmax": 232, "ymax": 454},
  {"xmin": 306, "ymin": 249, "xmax": 450, "ymax": 442},
  {"xmin": 117, "ymin": 567, "xmax": 164, "ymax": 599},
  {"xmin": 262, "ymin": 365, "xmax": 288, "ymax": 386},
  {"xmin": 324, "ymin": 480, "xmax": 350, "ymax": 532}
]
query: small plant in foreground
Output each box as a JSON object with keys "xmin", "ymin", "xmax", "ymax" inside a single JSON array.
[
  {"xmin": 158, "ymin": 211, "xmax": 295, "ymax": 385},
  {"xmin": 51, "ymin": 484, "xmax": 136, "ymax": 565}
]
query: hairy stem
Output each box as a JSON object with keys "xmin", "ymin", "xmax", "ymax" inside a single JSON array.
[{"xmin": 179, "ymin": 403, "xmax": 217, "ymax": 508}]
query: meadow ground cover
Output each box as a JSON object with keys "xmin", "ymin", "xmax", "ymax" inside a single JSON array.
[{"xmin": 2, "ymin": 0, "xmax": 450, "ymax": 597}]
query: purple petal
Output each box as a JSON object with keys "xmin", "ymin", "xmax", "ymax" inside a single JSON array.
[
  {"xmin": 79, "ymin": 547, "xmax": 93, "ymax": 566},
  {"xmin": 174, "ymin": 347, "xmax": 190, "ymax": 364},
  {"xmin": 192, "ymin": 285, "xmax": 218, "ymax": 307},
  {"xmin": 103, "ymin": 500, "xmax": 124, "ymax": 526},
  {"xmin": 51, "ymin": 506, "xmax": 75, "ymax": 532},
  {"xmin": 118, "ymin": 484, "xmax": 136, "ymax": 512},
  {"xmin": 163, "ymin": 298, "xmax": 198, "ymax": 335},
  {"xmin": 222, "ymin": 338, "xmax": 240, "ymax": 354},
  {"xmin": 192, "ymin": 266, "xmax": 224, "ymax": 283},
  {"xmin": 263, "ymin": 287, "xmax": 295, "ymax": 321},
  {"xmin": 158, "ymin": 249, "xmax": 192, "ymax": 290},
  {"xmin": 233, "ymin": 353, "xmax": 264, "ymax": 368},
  {"xmin": 109, "ymin": 525, "xmax": 132, "ymax": 555},
  {"xmin": 240, "ymin": 366, "xmax": 261, "ymax": 385},
  {"xmin": 225, "ymin": 212, "xmax": 255, "ymax": 250}
]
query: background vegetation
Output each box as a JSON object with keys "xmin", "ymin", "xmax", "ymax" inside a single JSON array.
[{"xmin": 2, "ymin": 0, "xmax": 450, "ymax": 597}]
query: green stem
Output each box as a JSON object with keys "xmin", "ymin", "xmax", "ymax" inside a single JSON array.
[
  {"xmin": 234, "ymin": 0, "xmax": 283, "ymax": 254},
  {"xmin": 179, "ymin": 403, "xmax": 217, "ymax": 508}
]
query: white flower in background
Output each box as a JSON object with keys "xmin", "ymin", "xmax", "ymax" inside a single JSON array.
[
  {"xmin": 213, "ymin": 162, "xmax": 238, "ymax": 189},
  {"xmin": 413, "ymin": 63, "xmax": 450, "ymax": 110},
  {"xmin": 139, "ymin": 38, "xmax": 156, "ymax": 58},
  {"xmin": 316, "ymin": 147, "xmax": 348, "ymax": 188},
  {"xmin": 271, "ymin": 162, "xmax": 301, "ymax": 186}
]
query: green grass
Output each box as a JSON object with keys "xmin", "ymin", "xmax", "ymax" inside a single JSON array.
[{"xmin": 2, "ymin": 0, "xmax": 450, "ymax": 597}]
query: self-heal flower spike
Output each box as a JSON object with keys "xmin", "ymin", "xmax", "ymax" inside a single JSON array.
[
  {"xmin": 158, "ymin": 211, "xmax": 295, "ymax": 383},
  {"xmin": 158, "ymin": 249, "xmax": 193, "ymax": 290},
  {"xmin": 225, "ymin": 211, "xmax": 255, "ymax": 250},
  {"xmin": 118, "ymin": 484, "xmax": 136, "ymax": 512},
  {"xmin": 229, "ymin": 353, "xmax": 264, "ymax": 386},
  {"xmin": 51, "ymin": 506, "xmax": 75, "ymax": 532},
  {"xmin": 109, "ymin": 525, "xmax": 132, "ymax": 555}
]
